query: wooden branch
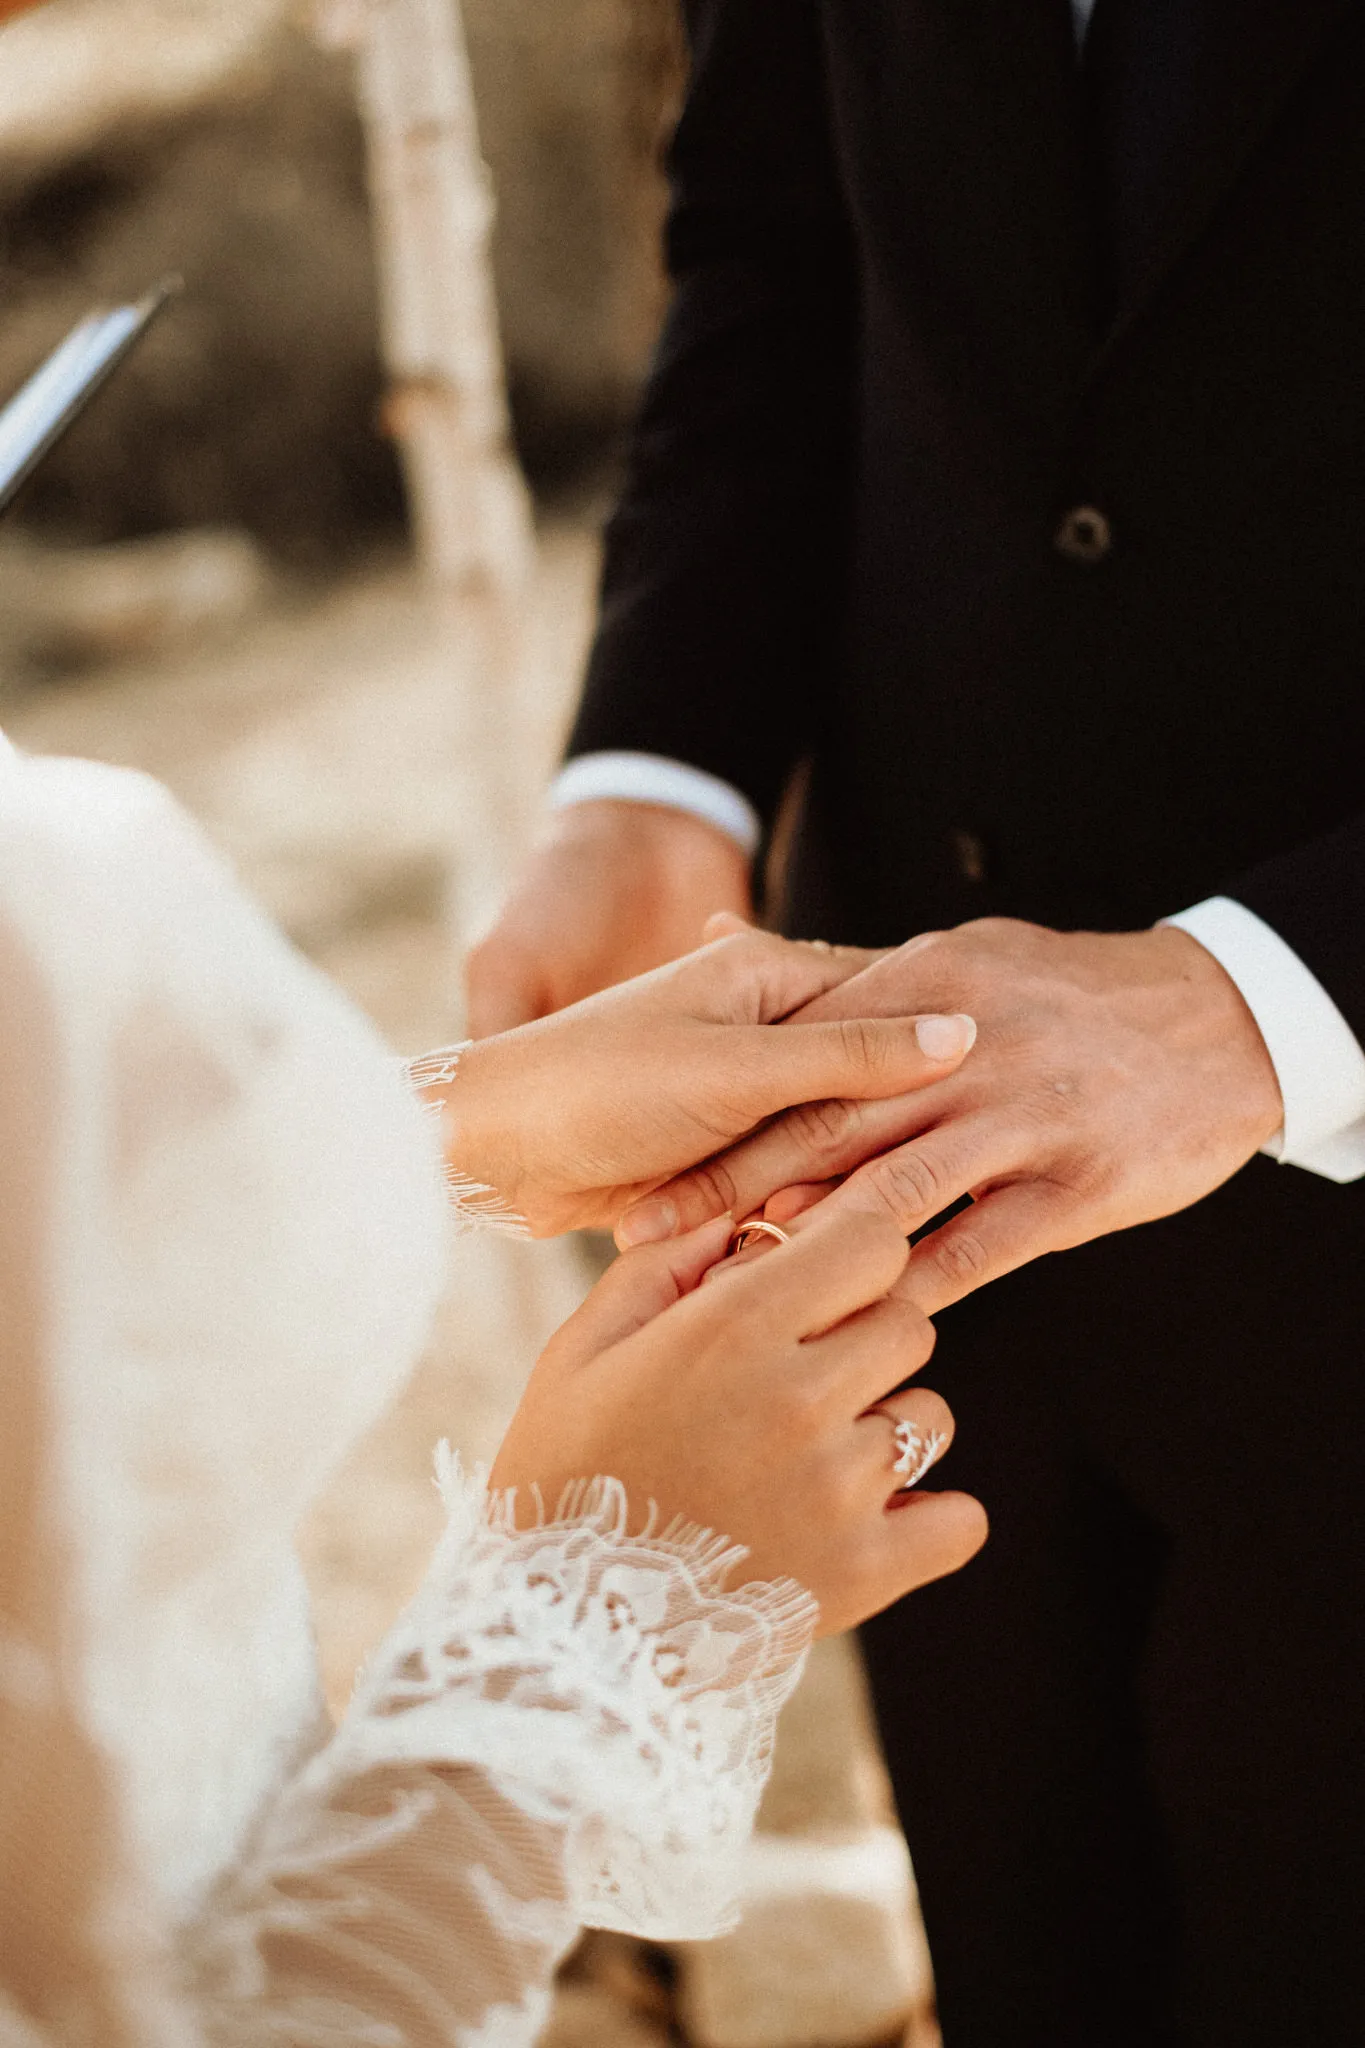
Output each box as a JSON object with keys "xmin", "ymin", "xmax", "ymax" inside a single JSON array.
[{"xmin": 317, "ymin": 0, "xmax": 535, "ymax": 591}]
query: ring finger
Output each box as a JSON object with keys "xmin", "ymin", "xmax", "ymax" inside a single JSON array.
[{"xmin": 856, "ymin": 1387, "xmax": 956, "ymax": 1505}]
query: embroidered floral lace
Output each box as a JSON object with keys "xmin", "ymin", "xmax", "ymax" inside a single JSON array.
[
  {"xmin": 189, "ymin": 1459, "xmax": 814, "ymax": 2046},
  {"xmin": 0, "ymin": 751, "xmax": 816, "ymax": 2048}
]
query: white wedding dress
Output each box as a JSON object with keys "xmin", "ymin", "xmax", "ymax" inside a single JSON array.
[{"xmin": 0, "ymin": 741, "xmax": 816, "ymax": 2048}]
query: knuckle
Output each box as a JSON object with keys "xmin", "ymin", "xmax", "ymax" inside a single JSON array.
[
  {"xmin": 706, "ymin": 929, "xmax": 771, "ymax": 1010},
  {"xmin": 718, "ymin": 927, "xmax": 773, "ymax": 971},
  {"xmin": 685, "ymin": 1158, "xmax": 741, "ymax": 1219},
  {"xmin": 925, "ymin": 1225, "xmax": 993, "ymax": 1288},
  {"xmin": 843, "ymin": 1203, "xmax": 913, "ymax": 1264},
  {"xmin": 960, "ymin": 914, "xmax": 1040, "ymax": 952},
  {"xmin": 787, "ymin": 1095, "xmax": 862, "ymax": 1165},
  {"xmin": 1053, "ymin": 1148, "xmax": 1118, "ymax": 1204},
  {"xmin": 881, "ymin": 1293, "xmax": 936, "ymax": 1363},
  {"xmin": 869, "ymin": 1147, "xmax": 946, "ymax": 1220},
  {"xmin": 835, "ymin": 1015, "xmax": 885, "ymax": 1077}
]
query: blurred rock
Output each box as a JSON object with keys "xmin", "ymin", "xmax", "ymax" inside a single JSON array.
[
  {"xmin": 0, "ymin": 527, "xmax": 270, "ymax": 675},
  {"xmin": 0, "ymin": 0, "xmax": 680, "ymax": 558},
  {"xmin": 676, "ymin": 1828, "xmax": 934, "ymax": 2048},
  {"xmin": 0, "ymin": 18, "xmax": 403, "ymax": 566}
]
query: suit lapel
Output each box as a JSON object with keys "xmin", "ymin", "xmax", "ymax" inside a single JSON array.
[{"xmin": 1096, "ymin": 0, "xmax": 1354, "ymax": 359}]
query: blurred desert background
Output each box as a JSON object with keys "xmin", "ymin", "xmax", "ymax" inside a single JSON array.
[{"xmin": 0, "ymin": 4, "xmax": 939, "ymax": 2043}]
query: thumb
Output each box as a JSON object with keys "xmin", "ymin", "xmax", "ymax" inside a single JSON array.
[{"xmin": 547, "ymin": 1215, "xmax": 735, "ymax": 1370}]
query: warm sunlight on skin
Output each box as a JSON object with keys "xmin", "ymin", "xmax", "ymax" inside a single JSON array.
[{"xmin": 0, "ymin": 1, "xmax": 44, "ymax": 19}]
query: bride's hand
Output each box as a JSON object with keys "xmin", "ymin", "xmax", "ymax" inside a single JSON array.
[
  {"xmin": 491, "ymin": 1203, "xmax": 988, "ymax": 1634},
  {"xmin": 417, "ymin": 926, "xmax": 976, "ymax": 1236}
]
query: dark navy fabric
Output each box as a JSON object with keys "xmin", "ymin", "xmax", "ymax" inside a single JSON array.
[{"xmin": 568, "ymin": 10, "xmax": 1365, "ymax": 2037}]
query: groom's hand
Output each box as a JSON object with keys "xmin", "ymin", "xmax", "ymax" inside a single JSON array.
[
  {"xmin": 617, "ymin": 918, "xmax": 1285, "ymax": 1314},
  {"xmin": 467, "ymin": 801, "xmax": 753, "ymax": 1036}
]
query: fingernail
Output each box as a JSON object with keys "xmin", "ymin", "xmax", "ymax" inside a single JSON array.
[
  {"xmin": 915, "ymin": 1013, "xmax": 977, "ymax": 1062},
  {"xmin": 617, "ymin": 1196, "xmax": 679, "ymax": 1246}
]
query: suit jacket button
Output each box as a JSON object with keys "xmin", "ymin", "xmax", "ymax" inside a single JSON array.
[{"xmin": 1055, "ymin": 504, "xmax": 1113, "ymax": 564}]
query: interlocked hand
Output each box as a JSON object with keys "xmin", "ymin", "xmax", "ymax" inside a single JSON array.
[
  {"xmin": 619, "ymin": 916, "xmax": 1283, "ymax": 1315},
  {"xmin": 425, "ymin": 924, "xmax": 975, "ymax": 1237}
]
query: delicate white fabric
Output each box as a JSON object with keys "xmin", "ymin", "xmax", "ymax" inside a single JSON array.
[
  {"xmin": 406, "ymin": 1046, "xmax": 528, "ymax": 1236},
  {"xmin": 1165, "ymin": 896, "xmax": 1365, "ymax": 1183},
  {"xmin": 548, "ymin": 751, "xmax": 762, "ymax": 859},
  {"xmin": 0, "ymin": 754, "xmax": 446, "ymax": 1923},
  {"xmin": 189, "ymin": 1459, "xmax": 813, "ymax": 2045},
  {"xmin": 333, "ymin": 1453, "xmax": 812, "ymax": 1932},
  {"xmin": 0, "ymin": 749, "xmax": 815, "ymax": 2046}
]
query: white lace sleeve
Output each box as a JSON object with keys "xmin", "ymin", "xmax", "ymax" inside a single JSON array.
[
  {"xmin": 187, "ymin": 1455, "xmax": 817, "ymax": 2048},
  {"xmin": 405, "ymin": 1046, "xmax": 528, "ymax": 1237}
]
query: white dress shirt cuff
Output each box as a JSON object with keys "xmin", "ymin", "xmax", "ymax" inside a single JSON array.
[
  {"xmin": 548, "ymin": 752, "xmax": 762, "ymax": 860},
  {"xmin": 1163, "ymin": 895, "xmax": 1365, "ymax": 1183}
]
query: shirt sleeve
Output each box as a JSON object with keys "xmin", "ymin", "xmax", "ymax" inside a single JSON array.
[
  {"xmin": 548, "ymin": 752, "xmax": 762, "ymax": 859},
  {"xmin": 1163, "ymin": 895, "xmax": 1365, "ymax": 1184}
]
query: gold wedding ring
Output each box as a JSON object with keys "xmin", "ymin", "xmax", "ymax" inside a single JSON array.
[{"xmin": 728, "ymin": 1218, "xmax": 793, "ymax": 1256}]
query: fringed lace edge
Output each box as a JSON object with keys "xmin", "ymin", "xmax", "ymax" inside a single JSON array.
[
  {"xmin": 182, "ymin": 1454, "xmax": 820, "ymax": 2039},
  {"xmin": 315, "ymin": 1453, "xmax": 813, "ymax": 1933},
  {"xmin": 432, "ymin": 1447, "xmax": 820, "ymax": 1646},
  {"xmin": 402, "ymin": 1045, "xmax": 528, "ymax": 1238}
]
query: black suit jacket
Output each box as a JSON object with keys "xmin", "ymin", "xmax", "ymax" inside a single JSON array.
[{"xmin": 568, "ymin": 0, "xmax": 1365, "ymax": 1040}]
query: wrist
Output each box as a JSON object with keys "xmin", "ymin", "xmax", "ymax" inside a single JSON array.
[
  {"xmin": 539, "ymin": 800, "xmax": 754, "ymax": 930},
  {"xmin": 543, "ymin": 796, "xmax": 751, "ymax": 867},
  {"xmin": 1144, "ymin": 924, "xmax": 1284, "ymax": 1148},
  {"xmin": 414, "ymin": 1034, "xmax": 526, "ymax": 1222},
  {"xmin": 550, "ymin": 754, "xmax": 762, "ymax": 858}
]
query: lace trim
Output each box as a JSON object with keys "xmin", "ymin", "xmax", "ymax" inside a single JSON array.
[
  {"xmin": 404, "ymin": 1046, "xmax": 528, "ymax": 1238},
  {"xmin": 318, "ymin": 1451, "xmax": 816, "ymax": 1933},
  {"xmin": 187, "ymin": 1456, "xmax": 816, "ymax": 2041}
]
